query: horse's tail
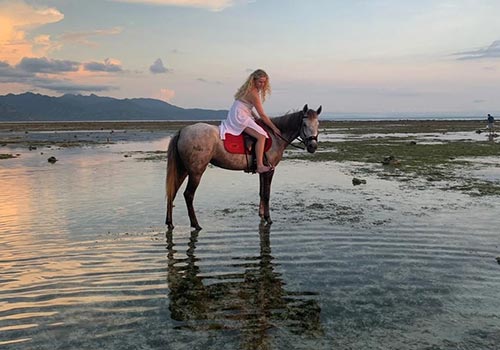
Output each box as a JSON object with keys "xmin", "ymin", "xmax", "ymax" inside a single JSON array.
[{"xmin": 165, "ymin": 130, "xmax": 187, "ymax": 227}]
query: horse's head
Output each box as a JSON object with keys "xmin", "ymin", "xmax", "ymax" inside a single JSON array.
[{"xmin": 300, "ymin": 104, "xmax": 322, "ymax": 153}]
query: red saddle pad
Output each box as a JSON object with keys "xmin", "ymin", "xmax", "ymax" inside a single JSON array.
[{"xmin": 223, "ymin": 133, "xmax": 272, "ymax": 154}]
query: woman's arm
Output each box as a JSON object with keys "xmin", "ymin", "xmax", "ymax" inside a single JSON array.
[{"xmin": 248, "ymin": 90, "xmax": 281, "ymax": 136}]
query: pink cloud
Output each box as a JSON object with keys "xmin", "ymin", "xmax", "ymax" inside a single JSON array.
[
  {"xmin": 154, "ymin": 88, "xmax": 176, "ymax": 102},
  {"xmin": 0, "ymin": 1, "xmax": 64, "ymax": 64}
]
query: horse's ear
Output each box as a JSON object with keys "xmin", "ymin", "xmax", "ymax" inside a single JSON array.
[
  {"xmin": 302, "ymin": 104, "xmax": 308, "ymax": 114},
  {"xmin": 317, "ymin": 105, "xmax": 322, "ymax": 115}
]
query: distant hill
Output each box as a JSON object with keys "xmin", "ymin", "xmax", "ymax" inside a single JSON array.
[{"xmin": 0, "ymin": 92, "xmax": 227, "ymax": 121}]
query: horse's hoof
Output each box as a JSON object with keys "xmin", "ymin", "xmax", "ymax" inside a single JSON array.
[{"xmin": 191, "ymin": 224, "xmax": 202, "ymax": 231}]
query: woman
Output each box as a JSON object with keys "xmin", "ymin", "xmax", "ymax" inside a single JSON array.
[{"xmin": 220, "ymin": 69, "xmax": 281, "ymax": 173}]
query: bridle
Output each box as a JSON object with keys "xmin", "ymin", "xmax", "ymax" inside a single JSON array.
[{"xmin": 276, "ymin": 111, "xmax": 319, "ymax": 150}]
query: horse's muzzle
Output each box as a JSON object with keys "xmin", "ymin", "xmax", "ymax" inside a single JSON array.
[{"xmin": 306, "ymin": 140, "xmax": 318, "ymax": 153}]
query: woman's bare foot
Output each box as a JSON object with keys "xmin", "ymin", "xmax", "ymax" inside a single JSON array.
[{"xmin": 257, "ymin": 165, "xmax": 272, "ymax": 173}]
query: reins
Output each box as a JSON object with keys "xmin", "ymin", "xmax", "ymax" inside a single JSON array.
[
  {"xmin": 274, "ymin": 111, "xmax": 319, "ymax": 150},
  {"xmin": 276, "ymin": 133, "xmax": 306, "ymax": 150}
]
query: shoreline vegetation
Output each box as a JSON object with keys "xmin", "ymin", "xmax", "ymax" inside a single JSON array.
[{"xmin": 1, "ymin": 119, "xmax": 499, "ymax": 196}]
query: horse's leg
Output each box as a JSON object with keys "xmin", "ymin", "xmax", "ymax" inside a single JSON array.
[
  {"xmin": 165, "ymin": 131, "xmax": 189, "ymax": 231},
  {"xmin": 259, "ymin": 170, "xmax": 274, "ymax": 224},
  {"xmin": 184, "ymin": 172, "xmax": 203, "ymax": 230},
  {"xmin": 166, "ymin": 171, "xmax": 188, "ymax": 230}
]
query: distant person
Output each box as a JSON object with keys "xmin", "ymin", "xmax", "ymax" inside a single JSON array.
[
  {"xmin": 487, "ymin": 113, "xmax": 495, "ymax": 134},
  {"xmin": 220, "ymin": 69, "xmax": 281, "ymax": 173}
]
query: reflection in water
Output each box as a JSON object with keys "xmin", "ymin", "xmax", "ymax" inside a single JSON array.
[{"xmin": 166, "ymin": 224, "xmax": 323, "ymax": 349}]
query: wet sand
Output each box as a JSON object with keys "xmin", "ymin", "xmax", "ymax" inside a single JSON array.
[{"xmin": 0, "ymin": 120, "xmax": 214, "ymax": 132}]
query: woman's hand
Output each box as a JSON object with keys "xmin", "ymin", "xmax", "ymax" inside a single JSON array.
[{"xmin": 271, "ymin": 125, "xmax": 281, "ymax": 137}]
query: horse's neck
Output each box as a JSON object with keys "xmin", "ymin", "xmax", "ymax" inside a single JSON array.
[{"xmin": 272, "ymin": 112, "xmax": 302, "ymax": 142}]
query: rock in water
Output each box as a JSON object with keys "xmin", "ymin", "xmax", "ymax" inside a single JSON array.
[
  {"xmin": 382, "ymin": 155, "xmax": 401, "ymax": 166},
  {"xmin": 352, "ymin": 178, "xmax": 366, "ymax": 186},
  {"xmin": 48, "ymin": 156, "xmax": 58, "ymax": 163}
]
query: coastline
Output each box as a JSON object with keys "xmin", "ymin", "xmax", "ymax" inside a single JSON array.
[
  {"xmin": 0, "ymin": 120, "xmax": 219, "ymax": 132},
  {"xmin": 0, "ymin": 119, "xmax": 487, "ymax": 132}
]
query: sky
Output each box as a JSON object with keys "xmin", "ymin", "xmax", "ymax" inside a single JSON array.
[{"xmin": 1, "ymin": 0, "xmax": 500, "ymax": 115}]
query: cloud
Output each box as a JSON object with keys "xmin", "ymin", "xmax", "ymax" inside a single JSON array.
[
  {"xmin": 33, "ymin": 34, "xmax": 62, "ymax": 53},
  {"xmin": 0, "ymin": 0, "xmax": 64, "ymax": 64},
  {"xmin": 453, "ymin": 40, "xmax": 500, "ymax": 60},
  {"xmin": 83, "ymin": 58, "xmax": 123, "ymax": 72},
  {"xmin": 149, "ymin": 58, "xmax": 168, "ymax": 74},
  {"xmin": 17, "ymin": 57, "xmax": 80, "ymax": 73},
  {"xmin": 59, "ymin": 27, "xmax": 123, "ymax": 47},
  {"xmin": 34, "ymin": 81, "xmax": 117, "ymax": 93},
  {"xmin": 109, "ymin": 0, "xmax": 238, "ymax": 12},
  {"xmin": 0, "ymin": 60, "xmax": 35, "ymax": 78},
  {"xmin": 196, "ymin": 77, "xmax": 223, "ymax": 85},
  {"xmin": 0, "ymin": 59, "xmax": 117, "ymax": 94},
  {"xmin": 154, "ymin": 88, "xmax": 175, "ymax": 102}
]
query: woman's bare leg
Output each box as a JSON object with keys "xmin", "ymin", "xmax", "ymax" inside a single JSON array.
[{"xmin": 244, "ymin": 127, "xmax": 271, "ymax": 173}]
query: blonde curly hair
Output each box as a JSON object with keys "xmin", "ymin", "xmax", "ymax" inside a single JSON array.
[{"xmin": 234, "ymin": 69, "xmax": 271, "ymax": 102}]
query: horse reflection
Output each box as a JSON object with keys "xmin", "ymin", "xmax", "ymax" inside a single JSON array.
[{"xmin": 166, "ymin": 225, "xmax": 322, "ymax": 349}]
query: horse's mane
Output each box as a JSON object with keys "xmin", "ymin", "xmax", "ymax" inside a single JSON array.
[{"xmin": 270, "ymin": 110, "xmax": 303, "ymax": 132}]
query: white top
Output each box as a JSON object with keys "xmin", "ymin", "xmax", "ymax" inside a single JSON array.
[{"xmin": 219, "ymin": 99, "xmax": 268, "ymax": 140}]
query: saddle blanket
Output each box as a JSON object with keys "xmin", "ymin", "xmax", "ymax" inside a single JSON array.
[{"xmin": 223, "ymin": 133, "xmax": 272, "ymax": 154}]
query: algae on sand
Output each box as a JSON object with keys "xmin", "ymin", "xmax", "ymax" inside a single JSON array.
[
  {"xmin": 0, "ymin": 153, "xmax": 17, "ymax": 159},
  {"xmin": 290, "ymin": 137, "xmax": 500, "ymax": 196}
]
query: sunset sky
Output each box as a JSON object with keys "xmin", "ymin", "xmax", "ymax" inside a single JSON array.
[{"xmin": 1, "ymin": 0, "xmax": 500, "ymax": 115}]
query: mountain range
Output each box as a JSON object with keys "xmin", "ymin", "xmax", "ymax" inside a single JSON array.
[{"xmin": 0, "ymin": 92, "xmax": 227, "ymax": 121}]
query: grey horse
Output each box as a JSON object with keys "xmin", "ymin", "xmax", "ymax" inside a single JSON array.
[{"xmin": 166, "ymin": 104, "xmax": 322, "ymax": 230}]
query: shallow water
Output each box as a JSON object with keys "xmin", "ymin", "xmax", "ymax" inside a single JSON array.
[
  {"xmin": 1, "ymin": 132, "xmax": 500, "ymax": 349},
  {"xmin": 320, "ymin": 130, "xmax": 497, "ymax": 143}
]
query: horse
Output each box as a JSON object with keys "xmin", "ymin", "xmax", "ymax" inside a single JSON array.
[{"xmin": 165, "ymin": 104, "xmax": 322, "ymax": 230}]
